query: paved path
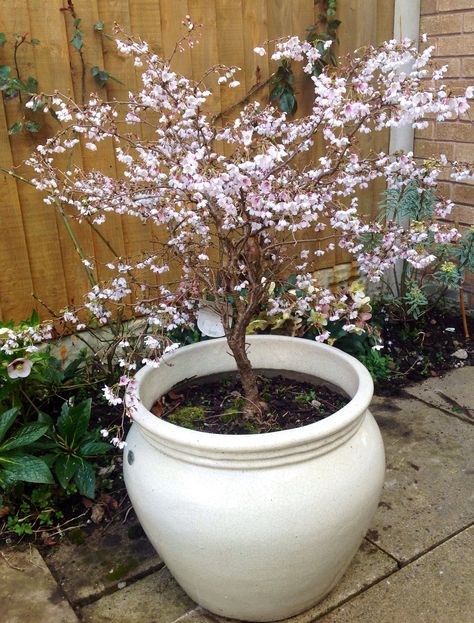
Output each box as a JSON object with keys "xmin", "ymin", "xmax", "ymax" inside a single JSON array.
[{"xmin": 2, "ymin": 367, "xmax": 473, "ymax": 623}]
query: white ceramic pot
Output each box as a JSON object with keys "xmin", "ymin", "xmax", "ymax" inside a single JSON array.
[{"xmin": 124, "ymin": 336, "xmax": 385, "ymax": 622}]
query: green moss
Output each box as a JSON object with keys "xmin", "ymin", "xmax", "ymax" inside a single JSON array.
[
  {"xmin": 221, "ymin": 398, "xmax": 245, "ymax": 423},
  {"xmin": 67, "ymin": 527, "xmax": 86, "ymax": 545},
  {"xmin": 167, "ymin": 406, "xmax": 205, "ymax": 429},
  {"xmin": 106, "ymin": 558, "xmax": 138, "ymax": 581},
  {"xmin": 127, "ymin": 523, "xmax": 144, "ymax": 540}
]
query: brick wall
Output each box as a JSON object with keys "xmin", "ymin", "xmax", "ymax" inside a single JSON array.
[{"xmin": 415, "ymin": 0, "xmax": 474, "ymax": 305}]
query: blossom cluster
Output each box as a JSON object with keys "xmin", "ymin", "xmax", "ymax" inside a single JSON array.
[
  {"xmin": 25, "ymin": 26, "xmax": 474, "ymax": 414},
  {"xmin": 0, "ymin": 322, "xmax": 53, "ymax": 379}
]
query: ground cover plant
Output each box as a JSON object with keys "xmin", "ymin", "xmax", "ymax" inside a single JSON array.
[
  {"xmin": 0, "ymin": 314, "xmax": 118, "ymax": 541},
  {"xmin": 22, "ymin": 20, "xmax": 474, "ymax": 434}
]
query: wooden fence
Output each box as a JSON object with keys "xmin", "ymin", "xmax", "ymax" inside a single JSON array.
[{"xmin": 0, "ymin": 0, "xmax": 394, "ymax": 322}]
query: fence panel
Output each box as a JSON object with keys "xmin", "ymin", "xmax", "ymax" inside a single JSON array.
[{"xmin": 0, "ymin": 0, "xmax": 394, "ymax": 322}]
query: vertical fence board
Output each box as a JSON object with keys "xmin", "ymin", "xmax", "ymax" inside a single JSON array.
[
  {"xmin": 215, "ymin": 0, "xmax": 246, "ymax": 142},
  {"xmin": 0, "ymin": 102, "xmax": 33, "ymax": 320},
  {"xmin": 65, "ymin": 0, "xmax": 128, "ymax": 284},
  {"xmin": 96, "ymin": 0, "xmax": 157, "ymax": 268},
  {"xmin": 1, "ymin": 0, "xmax": 69, "ymax": 319},
  {"xmin": 241, "ymin": 0, "xmax": 270, "ymax": 106},
  {"xmin": 28, "ymin": 0, "xmax": 96, "ymax": 312}
]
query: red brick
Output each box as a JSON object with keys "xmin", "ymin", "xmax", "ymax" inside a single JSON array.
[
  {"xmin": 433, "ymin": 57, "xmax": 461, "ymax": 77},
  {"xmin": 454, "ymin": 142, "xmax": 474, "ymax": 162},
  {"xmin": 436, "ymin": 35, "xmax": 474, "ymax": 56},
  {"xmin": 438, "ymin": 0, "xmax": 474, "ymax": 11},
  {"xmin": 462, "ymin": 58, "xmax": 474, "ymax": 77},
  {"xmin": 437, "ymin": 181, "xmax": 453, "ymax": 198},
  {"xmin": 415, "ymin": 123, "xmax": 435, "ymax": 140},
  {"xmin": 415, "ymin": 139, "xmax": 455, "ymax": 160},
  {"xmin": 451, "ymin": 184, "xmax": 474, "ymax": 206},
  {"xmin": 435, "ymin": 121, "xmax": 474, "ymax": 142},
  {"xmin": 464, "ymin": 12, "xmax": 474, "ymax": 32},
  {"xmin": 421, "ymin": 0, "xmax": 438, "ymax": 14},
  {"xmin": 421, "ymin": 13, "xmax": 463, "ymax": 35},
  {"xmin": 451, "ymin": 203, "xmax": 474, "ymax": 225}
]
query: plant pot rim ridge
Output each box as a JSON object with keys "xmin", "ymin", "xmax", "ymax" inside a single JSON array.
[{"xmin": 129, "ymin": 335, "xmax": 374, "ymax": 466}]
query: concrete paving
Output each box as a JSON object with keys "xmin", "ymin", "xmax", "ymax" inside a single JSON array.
[
  {"xmin": 1, "ymin": 367, "xmax": 473, "ymax": 623},
  {"xmin": 367, "ymin": 394, "xmax": 474, "ymax": 563},
  {"xmin": 43, "ymin": 516, "xmax": 162, "ymax": 606},
  {"xmin": 0, "ymin": 546, "xmax": 79, "ymax": 623},
  {"xmin": 318, "ymin": 525, "xmax": 474, "ymax": 623}
]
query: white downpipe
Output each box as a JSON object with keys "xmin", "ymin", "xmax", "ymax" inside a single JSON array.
[{"xmin": 389, "ymin": 0, "xmax": 421, "ymax": 155}]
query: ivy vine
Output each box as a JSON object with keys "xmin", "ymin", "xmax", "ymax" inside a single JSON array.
[
  {"xmin": 0, "ymin": 3, "xmax": 121, "ymax": 136},
  {"xmin": 270, "ymin": 0, "xmax": 341, "ymax": 115}
]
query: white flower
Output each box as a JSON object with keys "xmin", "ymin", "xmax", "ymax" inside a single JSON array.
[
  {"xmin": 7, "ymin": 358, "xmax": 33, "ymax": 379},
  {"xmin": 253, "ymin": 47, "xmax": 266, "ymax": 56},
  {"xmin": 100, "ymin": 429, "xmax": 109, "ymax": 438},
  {"xmin": 103, "ymin": 385, "xmax": 123, "ymax": 406},
  {"xmin": 85, "ymin": 142, "xmax": 97, "ymax": 151},
  {"xmin": 229, "ymin": 80, "xmax": 240, "ymax": 89},
  {"xmin": 111, "ymin": 437, "xmax": 127, "ymax": 449},
  {"xmin": 144, "ymin": 335, "xmax": 160, "ymax": 349}
]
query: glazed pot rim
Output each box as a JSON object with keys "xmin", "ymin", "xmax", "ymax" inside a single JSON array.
[{"xmin": 129, "ymin": 335, "xmax": 374, "ymax": 458}]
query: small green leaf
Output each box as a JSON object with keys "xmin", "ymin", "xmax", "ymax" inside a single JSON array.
[
  {"xmin": 63, "ymin": 355, "xmax": 84, "ymax": 380},
  {"xmin": 279, "ymin": 89, "xmax": 297, "ymax": 115},
  {"xmin": 54, "ymin": 454, "xmax": 80, "ymax": 489},
  {"xmin": 71, "ymin": 32, "xmax": 84, "ymax": 51},
  {"xmin": 0, "ymin": 33, "xmax": 6, "ymax": 47},
  {"xmin": 29, "ymin": 38, "xmax": 40, "ymax": 46},
  {"xmin": 94, "ymin": 21, "xmax": 105, "ymax": 31},
  {"xmin": 57, "ymin": 398, "xmax": 92, "ymax": 447},
  {"xmin": 269, "ymin": 83, "xmax": 285, "ymax": 101},
  {"xmin": 90, "ymin": 66, "xmax": 110, "ymax": 87},
  {"xmin": 30, "ymin": 308, "xmax": 40, "ymax": 325},
  {"xmin": 1, "ymin": 422, "xmax": 48, "ymax": 451},
  {"xmin": 7, "ymin": 121, "xmax": 22, "ymax": 135},
  {"xmin": 0, "ymin": 408, "xmax": 18, "ymax": 444},
  {"xmin": 74, "ymin": 459, "xmax": 95, "ymax": 498},
  {"xmin": 25, "ymin": 120, "xmax": 41, "ymax": 133},
  {"xmin": 80, "ymin": 440, "xmax": 110, "ymax": 456},
  {"xmin": 0, "ymin": 65, "xmax": 11, "ymax": 80},
  {"xmin": 25, "ymin": 76, "xmax": 38, "ymax": 93},
  {"xmin": 0, "ymin": 453, "xmax": 54, "ymax": 485}
]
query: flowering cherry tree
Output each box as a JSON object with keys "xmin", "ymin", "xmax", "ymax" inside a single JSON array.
[{"xmin": 26, "ymin": 20, "xmax": 473, "ymax": 420}]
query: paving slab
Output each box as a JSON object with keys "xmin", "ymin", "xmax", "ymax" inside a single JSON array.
[
  {"xmin": 0, "ymin": 546, "xmax": 78, "ymax": 623},
  {"xmin": 78, "ymin": 539, "xmax": 396, "ymax": 623},
  {"xmin": 275, "ymin": 539, "xmax": 397, "ymax": 623},
  {"xmin": 43, "ymin": 517, "xmax": 162, "ymax": 606},
  {"xmin": 80, "ymin": 566, "xmax": 195, "ymax": 623},
  {"xmin": 317, "ymin": 525, "xmax": 474, "ymax": 623},
  {"xmin": 368, "ymin": 394, "xmax": 474, "ymax": 563},
  {"xmin": 404, "ymin": 365, "xmax": 474, "ymax": 420}
]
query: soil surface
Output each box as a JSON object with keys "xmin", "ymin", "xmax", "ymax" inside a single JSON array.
[
  {"xmin": 154, "ymin": 373, "xmax": 349, "ymax": 434},
  {"xmin": 375, "ymin": 306, "xmax": 473, "ymax": 395}
]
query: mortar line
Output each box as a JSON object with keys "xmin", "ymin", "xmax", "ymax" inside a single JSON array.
[
  {"xmin": 363, "ymin": 536, "xmax": 402, "ymax": 567},
  {"xmin": 399, "ymin": 389, "xmax": 474, "ymax": 426},
  {"xmin": 75, "ymin": 560, "xmax": 165, "ymax": 609}
]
